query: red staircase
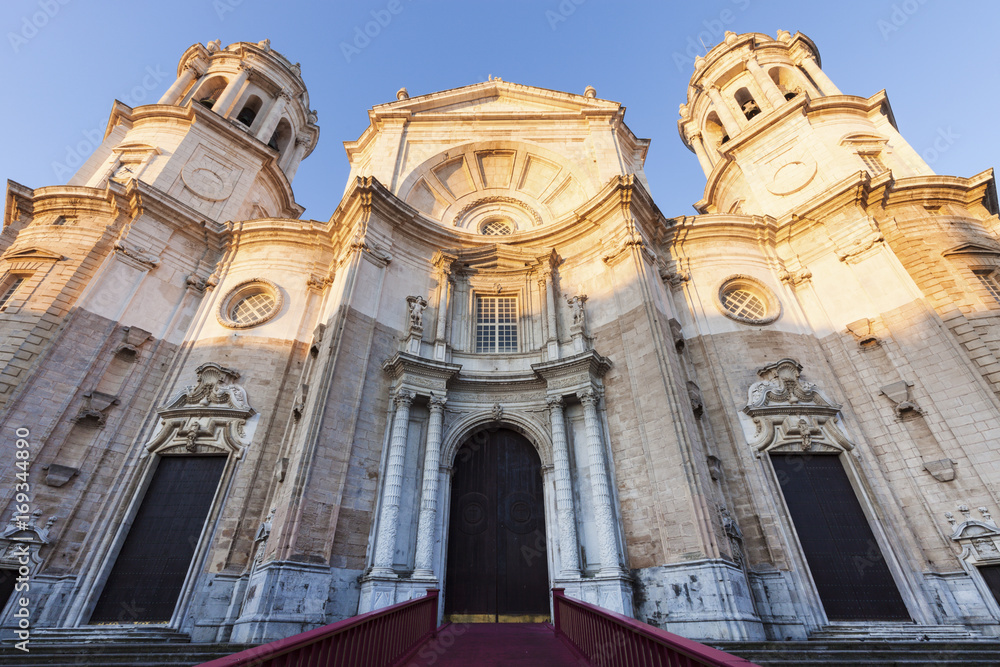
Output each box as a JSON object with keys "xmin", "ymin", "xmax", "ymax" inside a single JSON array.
[{"xmin": 197, "ymin": 588, "xmax": 760, "ymax": 667}]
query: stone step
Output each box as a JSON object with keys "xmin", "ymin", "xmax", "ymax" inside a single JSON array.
[
  {"xmin": 31, "ymin": 626, "xmax": 194, "ymax": 644},
  {"xmin": 807, "ymin": 623, "xmax": 983, "ymax": 640},
  {"xmin": 0, "ymin": 643, "xmax": 252, "ymax": 667},
  {"xmin": 712, "ymin": 640, "xmax": 1000, "ymax": 667}
]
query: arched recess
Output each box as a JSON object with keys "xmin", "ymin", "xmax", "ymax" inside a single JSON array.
[{"xmin": 742, "ymin": 358, "xmax": 922, "ymax": 626}]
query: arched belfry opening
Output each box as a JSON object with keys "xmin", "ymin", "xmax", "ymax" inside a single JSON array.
[{"xmin": 444, "ymin": 426, "xmax": 550, "ymax": 623}]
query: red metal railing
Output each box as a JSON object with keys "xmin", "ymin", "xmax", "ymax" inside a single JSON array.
[
  {"xmin": 197, "ymin": 589, "xmax": 439, "ymax": 667},
  {"xmin": 552, "ymin": 588, "xmax": 761, "ymax": 667}
]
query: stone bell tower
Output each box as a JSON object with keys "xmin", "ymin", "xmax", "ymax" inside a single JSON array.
[
  {"xmin": 677, "ymin": 30, "xmax": 933, "ymax": 217},
  {"xmin": 67, "ymin": 38, "xmax": 319, "ymax": 222}
]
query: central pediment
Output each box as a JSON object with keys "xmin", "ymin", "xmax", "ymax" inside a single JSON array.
[
  {"xmin": 435, "ymin": 244, "xmax": 556, "ymax": 275},
  {"xmin": 372, "ymin": 80, "xmax": 620, "ymax": 118}
]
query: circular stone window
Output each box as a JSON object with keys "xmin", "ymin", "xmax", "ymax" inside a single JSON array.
[
  {"xmin": 717, "ymin": 276, "xmax": 780, "ymax": 325},
  {"xmin": 218, "ymin": 279, "xmax": 283, "ymax": 329},
  {"xmin": 480, "ymin": 218, "xmax": 514, "ymax": 236}
]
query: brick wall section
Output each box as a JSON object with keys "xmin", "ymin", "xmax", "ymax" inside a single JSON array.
[
  {"xmin": 0, "ymin": 309, "xmax": 177, "ymax": 575},
  {"xmin": 0, "ymin": 213, "xmax": 125, "ymax": 410},
  {"xmin": 880, "ymin": 213, "xmax": 1000, "ymax": 398}
]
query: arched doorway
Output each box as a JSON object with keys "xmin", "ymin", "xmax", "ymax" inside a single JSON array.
[{"xmin": 445, "ymin": 428, "xmax": 549, "ymax": 622}]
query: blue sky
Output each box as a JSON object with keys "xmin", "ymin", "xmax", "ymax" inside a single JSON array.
[{"xmin": 2, "ymin": 0, "xmax": 998, "ymax": 219}]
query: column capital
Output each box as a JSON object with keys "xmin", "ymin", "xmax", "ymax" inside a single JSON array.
[
  {"xmin": 546, "ymin": 395, "xmax": 564, "ymax": 410},
  {"xmin": 577, "ymin": 388, "xmax": 600, "ymax": 407},
  {"xmin": 429, "ymin": 395, "xmax": 447, "ymax": 412},
  {"xmin": 394, "ymin": 390, "xmax": 414, "ymax": 408}
]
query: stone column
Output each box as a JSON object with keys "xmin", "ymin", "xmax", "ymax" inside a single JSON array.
[
  {"xmin": 280, "ymin": 134, "xmax": 309, "ymax": 174},
  {"xmin": 158, "ymin": 64, "xmax": 200, "ymax": 105},
  {"xmin": 256, "ymin": 92, "xmax": 290, "ymax": 143},
  {"xmin": 548, "ymin": 397, "xmax": 581, "ymax": 578},
  {"xmin": 746, "ymin": 56, "xmax": 785, "ymax": 109},
  {"xmin": 688, "ymin": 132, "xmax": 714, "ymax": 175},
  {"xmin": 212, "ymin": 64, "xmax": 251, "ymax": 115},
  {"xmin": 798, "ymin": 55, "xmax": 842, "ymax": 96},
  {"xmin": 413, "ymin": 395, "xmax": 446, "ymax": 579},
  {"xmin": 433, "ymin": 269, "xmax": 451, "ymax": 360},
  {"xmin": 578, "ymin": 389, "xmax": 623, "ymax": 576},
  {"xmin": 371, "ymin": 390, "xmax": 414, "ymax": 577},
  {"xmin": 706, "ymin": 86, "xmax": 743, "ymax": 136},
  {"xmin": 543, "ymin": 270, "xmax": 559, "ymax": 359}
]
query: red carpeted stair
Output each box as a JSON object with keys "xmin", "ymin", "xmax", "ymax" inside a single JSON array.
[{"xmin": 405, "ymin": 623, "xmax": 580, "ymax": 666}]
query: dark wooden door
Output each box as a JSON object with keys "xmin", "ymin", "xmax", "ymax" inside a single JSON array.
[
  {"xmin": 90, "ymin": 455, "xmax": 226, "ymax": 624},
  {"xmin": 979, "ymin": 564, "xmax": 1000, "ymax": 607},
  {"xmin": 0, "ymin": 569, "xmax": 16, "ymax": 616},
  {"xmin": 771, "ymin": 454, "xmax": 910, "ymax": 621},
  {"xmin": 445, "ymin": 429, "xmax": 549, "ymax": 621}
]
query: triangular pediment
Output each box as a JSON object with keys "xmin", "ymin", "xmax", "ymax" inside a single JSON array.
[
  {"xmin": 2, "ymin": 247, "xmax": 65, "ymax": 262},
  {"xmin": 942, "ymin": 242, "xmax": 1000, "ymax": 257},
  {"xmin": 373, "ymin": 80, "xmax": 619, "ymax": 118}
]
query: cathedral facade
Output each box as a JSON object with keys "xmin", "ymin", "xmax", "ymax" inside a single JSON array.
[{"xmin": 1, "ymin": 30, "xmax": 1000, "ymax": 647}]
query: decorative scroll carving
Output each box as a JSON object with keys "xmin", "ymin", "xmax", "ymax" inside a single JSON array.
[
  {"xmin": 143, "ymin": 362, "xmax": 255, "ymax": 458},
  {"xmin": 0, "ymin": 511, "xmax": 55, "ymax": 568},
  {"xmin": 743, "ymin": 358, "xmax": 853, "ymax": 455},
  {"xmin": 948, "ymin": 505, "xmax": 1000, "ymax": 565}
]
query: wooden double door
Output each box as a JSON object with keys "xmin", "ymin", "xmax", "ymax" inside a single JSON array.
[{"xmin": 445, "ymin": 429, "xmax": 550, "ymax": 622}]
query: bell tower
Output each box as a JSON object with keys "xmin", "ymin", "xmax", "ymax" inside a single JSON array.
[
  {"xmin": 677, "ymin": 30, "xmax": 932, "ymax": 217},
  {"xmin": 67, "ymin": 38, "xmax": 319, "ymax": 222}
]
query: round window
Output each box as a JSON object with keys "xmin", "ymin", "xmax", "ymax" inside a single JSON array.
[
  {"xmin": 217, "ymin": 279, "xmax": 282, "ymax": 329},
  {"xmin": 717, "ymin": 276, "xmax": 780, "ymax": 325},
  {"xmin": 481, "ymin": 218, "xmax": 514, "ymax": 236}
]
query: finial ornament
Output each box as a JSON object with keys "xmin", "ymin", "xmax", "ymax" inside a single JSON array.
[
  {"xmin": 584, "ymin": 85, "xmax": 596, "ymax": 99},
  {"xmin": 396, "ymin": 87, "xmax": 409, "ymax": 100}
]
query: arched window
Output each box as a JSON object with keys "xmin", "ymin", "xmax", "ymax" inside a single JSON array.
[
  {"xmin": 704, "ymin": 111, "xmax": 728, "ymax": 148},
  {"xmin": 236, "ymin": 95, "xmax": 262, "ymax": 127},
  {"xmin": 734, "ymin": 87, "xmax": 760, "ymax": 120},
  {"xmin": 268, "ymin": 118, "xmax": 293, "ymax": 154},
  {"xmin": 194, "ymin": 75, "xmax": 228, "ymax": 109},
  {"xmin": 769, "ymin": 66, "xmax": 803, "ymax": 101}
]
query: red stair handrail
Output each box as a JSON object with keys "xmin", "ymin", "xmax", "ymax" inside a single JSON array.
[
  {"xmin": 196, "ymin": 589, "xmax": 439, "ymax": 667},
  {"xmin": 552, "ymin": 588, "xmax": 761, "ymax": 667}
]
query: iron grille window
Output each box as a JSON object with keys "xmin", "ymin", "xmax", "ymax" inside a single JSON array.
[
  {"xmin": 976, "ymin": 271, "xmax": 1000, "ymax": 305},
  {"xmin": 859, "ymin": 152, "xmax": 886, "ymax": 175},
  {"xmin": 231, "ymin": 292, "xmax": 276, "ymax": 326},
  {"xmin": 721, "ymin": 287, "xmax": 767, "ymax": 321},
  {"xmin": 475, "ymin": 295, "xmax": 517, "ymax": 353},
  {"xmin": 0, "ymin": 278, "xmax": 25, "ymax": 312}
]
